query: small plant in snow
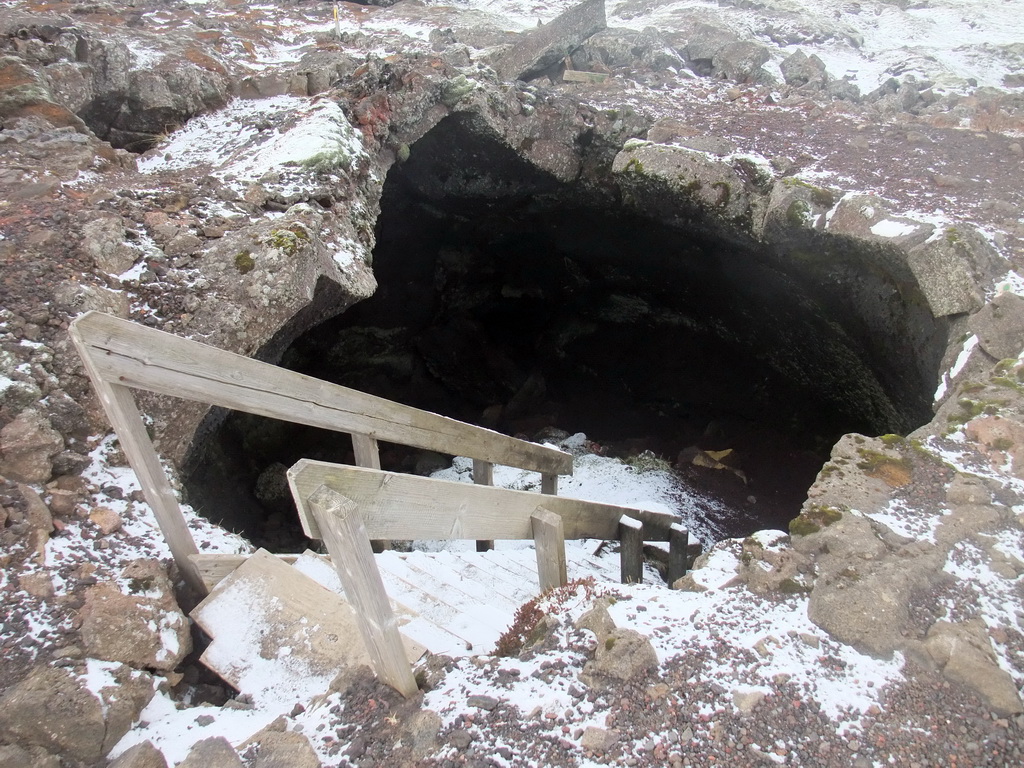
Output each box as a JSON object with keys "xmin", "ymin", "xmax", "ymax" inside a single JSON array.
[
  {"xmin": 625, "ymin": 450, "xmax": 672, "ymax": 473},
  {"xmin": 494, "ymin": 578, "xmax": 606, "ymax": 657}
]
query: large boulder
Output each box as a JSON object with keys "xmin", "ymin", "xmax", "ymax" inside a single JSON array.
[
  {"xmin": 969, "ymin": 290, "xmax": 1024, "ymax": 360},
  {"xmin": 108, "ymin": 741, "xmax": 170, "ymax": 768},
  {"xmin": 780, "ymin": 50, "xmax": 828, "ymax": 88},
  {"xmin": 0, "ymin": 743, "xmax": 60, "ymax": 768},
  {"xmin": 177, "ymin": 737, "xmax": 243, "ymax": 768},
  {"xmin": 79, "ymin": 559, "xmax": 192, "ymax": 671},
  {"xmin": 0, "ymin": 408, "xmax": 64, "ymax": 483},
  {"xmin": 682, "ymin": 24, "xmax": 772, "ymax": 84},
  {"xmin": 922, "ymin": 620, "xmax": 1023, "ymax": 716},
  {"xmin": 78, "ymin": 214, "xmax": 137, "ymax": 275},
  {"xmin": 247, "ymin": 729, "xmax": 321, "ymax": 768},
  {"xmin": 612, "ymin": 141, "xmax": 770, "ymax": 233},
  {"xmin": 493, "ymin": 0, "xmax": 607, "ymax": 82},
  {"xmin": 0, "ymin": 663, "xmax": 153, "ymax": 764}
]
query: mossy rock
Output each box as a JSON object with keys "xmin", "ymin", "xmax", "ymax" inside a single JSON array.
[
  {"xmin": 855, "ymin": 448, "xmax": 912, "ymax": 487},
  {"xmin": 265, "ymin": 225, "xmax": 311, "ymax": 256},
  {"xmin": 234, "ymin": 250, "xmax": 255, "ymax": 274},
  {"xmin": 789, "ymin": 504, "xmax": 843, "ymax": 536}
]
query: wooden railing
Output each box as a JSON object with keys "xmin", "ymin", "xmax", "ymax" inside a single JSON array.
[
  {"xmin": 70, "ymin": 311, "xmax": 572, "ymax": 593},
  {"xmin": 286, "ymin": 461, "xmax": 689, "ymax": 696},
  {"xmin": 70, "ymin": 311, "xmax": 692, "ymax": 697}
]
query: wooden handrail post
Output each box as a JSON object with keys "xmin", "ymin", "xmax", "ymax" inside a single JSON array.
[
  {"xmin": 531, "ymin": 507, "xmax": 567, "ymax": 592},
  {"xmin": 306, "ymin": 485, "xmax": 418, "ymax": 698},
  {"xmin": 69, "ymin": 325, "xmax": 205, "ymax": 594},
  {"xmin": 668, "ymin": 523, "xmax": 689, "ymax": 586},
  {"xmin": 619, "ymin": 515, "xmax": 644, "ymax": 584},
  {"xmin": 473, "ymin": 459, "xmax": 495, "ymax": 552},
  {"xmin": 352, "ymin": 434, "xmax": 390, "ymax": 552},
  {"xmin": 541, "ymin": 472, "xmax": 558, "ymax": 495},
  {"xmin": 351, "ymin": 434, "xmax": 381, "ymax": 469}
]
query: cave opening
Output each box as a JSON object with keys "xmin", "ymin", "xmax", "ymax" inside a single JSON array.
[{"xmin": 184, "ymin": 112, "xmax": 947, "ymax": 550}]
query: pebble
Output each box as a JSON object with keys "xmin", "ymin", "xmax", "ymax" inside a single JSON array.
[
  {"xmin": 467, "ymin": 694, "xmax": 499, "ymax": 711},
  {"xmin": 449, "ymin": 729, "xmax": 473, "ymax": 749}
]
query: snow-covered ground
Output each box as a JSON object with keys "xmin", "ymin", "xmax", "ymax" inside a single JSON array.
[{"xmin": 87, "ymin": 429, "xmax": 904, "ymax": 763}]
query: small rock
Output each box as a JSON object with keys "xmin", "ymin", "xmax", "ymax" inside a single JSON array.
[
  {"xmin": 47, "ymin": 489, "xmax": 80, "ymax": 516},
  {"xmin": 449, "ymin": 729, "xmax": 473, "ymax": 749},
  {"xmin": 467, "ymin": 694, "xmax": 499, "ymax": 711},
  {"xmin": 581, "ymin": 726, "xmax": 619, "ymax": 753},
  {"xmin": 580, "ymin": 628, "xmax": 658, "ymax": 689},
  {"xmin": 732, "ymin": 688, "xmax": 766, "ymax": 714},
  {"xmin": 90, "ymin": 506, "xmax": 123, "ymax": 535},
  {"xmin": 575, "ymin": 599, "xmax": 616, "ymax": 641},
  {"xmin": 799, "ymin": 633, "xmax": 820, "ymax": 649}
]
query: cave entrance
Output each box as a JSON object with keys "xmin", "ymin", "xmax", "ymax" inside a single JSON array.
[{"xmin": 185, "ymin": 113, "xmax": 946, "ymax": 549}]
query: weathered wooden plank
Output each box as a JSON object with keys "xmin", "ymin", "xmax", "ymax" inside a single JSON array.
[
  {"xmin": 668, "ymin": 523, "xmax": 689, "ymax": 586},
  {"xmin": 353, "ymin": 434, "xmax": 390, "ymax": 551},
  {"xmin": 69, "ymin": 321, "xmax": 205, "ymax": 593},
  {"xmin": 563, "ymin": 69, "xmax": 609, "ymax": 84},
  {"xmin": 494, "ymin": 0, "xmax": 607, "ymax": 82},
  {"xmin": 190, "ymin": 548, "xmax": 423, "ymax": 699},
  {"xmin": 308, "ymin": 486, "xmax": 418, "ymax": 698},
  {"xmin": 189, "ymin": 552, "xmax": 299, "ymax": 593},
  {"xmin": 532, "ymin": 507, "xmax": 568, "ymax": 592},
  {"xmin": 352, "ymin": 434, "xmax": 381, "ymax": 469},
  {"xmin": 69, "ymin": 312, "xmax": 573, "ymax": 477},
  {"xmin": 619, "ymin": 515, "xmax": 644, "ymax": 585},
  {"xmin": 288, "ymin": 460, "xmax": 675, "ymax": 542},
  {"xmin": 473, "ymin": 459, "xmax": 495, "ymax": 552}
]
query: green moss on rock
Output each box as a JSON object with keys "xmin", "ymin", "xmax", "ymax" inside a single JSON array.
[
  {"xmin": 234, "ymin": 250, "xmax": 255, "ymax": 274},
  {"xmin": 789, "ymin": 504, "xmax": 843, "ymax": 537}
]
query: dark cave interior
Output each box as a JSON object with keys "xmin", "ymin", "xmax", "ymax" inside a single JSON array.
[{"xmin": 184, "ymin": 114, "xmax": 948, "ymax": 550}]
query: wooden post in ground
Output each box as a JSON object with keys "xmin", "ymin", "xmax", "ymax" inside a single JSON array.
[
  {"xmin": 306, "ymin": 484, "xmax": 418, "ymax": 698},
  {"xmin": 473, "ymin": 459, "xmax": 495, "ymax": 552},
  {"xmin": 619, "ymin": 515, "xmax": 644, "ymax": 584},
  {"xmin": 541, "ymin": 472, "xmax": 558, "ymax": 495},
  {"xmin": 531, "ymin": 506, "xmax": 567, "ymax": 592},
  {"xmin": 69, "ymin": 325, "xmax": 205, "ymax": 594},
  {"xmin": 668, "ymin": 523, "xmax": 689, "ymax": 586}
]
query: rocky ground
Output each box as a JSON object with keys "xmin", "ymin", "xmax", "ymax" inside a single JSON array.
[{"xmin": 1, "ymin": 0, "xmax": 1024, "ymax": 766}]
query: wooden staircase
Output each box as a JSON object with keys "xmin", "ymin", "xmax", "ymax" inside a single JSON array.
[{"xmin": 70, "ymin": 311, "xmax": 688, "ymax": 697}]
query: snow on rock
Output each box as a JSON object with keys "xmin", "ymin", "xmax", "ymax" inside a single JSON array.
[{"xmin": 138, "ymin": 96, "xmax": 368, "ymax": 198}]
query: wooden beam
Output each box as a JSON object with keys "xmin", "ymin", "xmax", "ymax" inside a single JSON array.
[
  {"xmin": 619, "ymin": 515, "xmax": 644, "ymax": 585},
  {"xmin": 69, "ymin": 322, "xmax": 205, "ymax": 594},
  {"xmin": 188, "ymin": 552, "xmax": 299, "ymax": 593},
  {"xmin": 563, "ymin": 69, "xmax": 609, "ymax": 84},
  {"xmin": 473, "ymin": 459, "xmax": 494, "ymax": 552},
  {"xmin": 69, "ymin": 312, "xmax": 572, "ymax": 477},
  {"xmin": 353, "ymin": 434, "xmax": 389, "ymax": 551},
  {"xmin": 668, "ymin": 523, "xmax": 689, "ymax": 586},
  {"xmin": 288, "ymin": 460, "xmax": 675, "ymax": 542},
  {"xmin": 531, "ymin": 507, "xmax": 567, "ymax": 592},
  {"xmin": 541, "ymin": 473, "xmax": 558, "ymax": 496},
  {"xmin": 352, "ymin": 434, "xmax": 381, "ymax": 469},
  {"xmin": 307, "ymin": 486, "xmax": 418, "ymax": 698}
]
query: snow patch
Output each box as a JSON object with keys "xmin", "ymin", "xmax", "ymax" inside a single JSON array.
[{"xmin": 870, "ymin": 219, "xmax": 918, "ymax": 238}]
